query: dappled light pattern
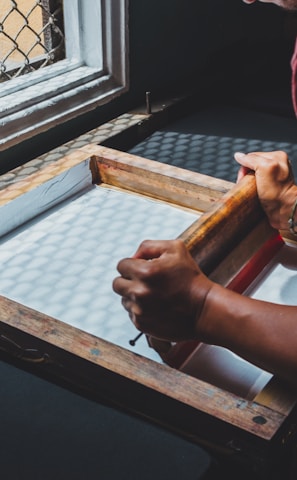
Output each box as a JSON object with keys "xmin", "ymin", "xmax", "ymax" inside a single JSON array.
[{"xmin": 0, "ymin": 186, "xmax": 198, "ymax": 361}]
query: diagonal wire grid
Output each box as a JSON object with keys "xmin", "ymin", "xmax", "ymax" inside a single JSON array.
[{"xmin": 0, "ymin": 0, "xmax": 65, "ymax": 82}]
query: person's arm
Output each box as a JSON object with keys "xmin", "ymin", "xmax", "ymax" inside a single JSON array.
[
  {"xmin": 198, "ymin": 281, "xmax": 297, "ymax": 387},
  {"xmin": 113, "ymin": 239, "xmax": 297, "ymax": 388},
  {"xmin": 113, "ymin": 151, "xmax": 297, "ymax": 388}
]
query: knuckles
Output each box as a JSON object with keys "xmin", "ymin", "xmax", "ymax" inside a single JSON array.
[{"xmin": 250, "ymin": 151, "xmax": 291, "ymax": 183}]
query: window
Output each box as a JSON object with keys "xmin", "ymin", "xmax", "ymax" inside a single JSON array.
[
  {"xmin": 0, "ymin": 0, "xmax": 65, "ymax": 82},
  {"xmin": 0, "ymin": 0, "xmax": 129, "ymax": 150}
]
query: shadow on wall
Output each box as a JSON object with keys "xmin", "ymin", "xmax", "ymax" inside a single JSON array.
[{"xmin": 128, "ymin": 0, "xmax": 288, "ymax": 98}]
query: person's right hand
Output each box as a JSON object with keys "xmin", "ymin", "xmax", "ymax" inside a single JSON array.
[
  {"xmin": 235, "ymin": 151, "xmax": 297, "ymax": 231},
  {"xmin": 113, "ymin": 239, "xmax": 213, "ymax": 342}
]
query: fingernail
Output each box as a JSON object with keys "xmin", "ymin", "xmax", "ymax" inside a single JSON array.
[{"xmin": 234, "ymin": 152, "xmax": 246, "ymax": 158}]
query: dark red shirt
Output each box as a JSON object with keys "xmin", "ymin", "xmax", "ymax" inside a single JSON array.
[{"xmin": 291, "ymin": 38, "xmax": 297, "ymax": 117}]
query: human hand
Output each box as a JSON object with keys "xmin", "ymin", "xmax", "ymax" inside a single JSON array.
[
  {"xmin": 235, "ymin": 151, "xmax": 297, "ymax": 231},
  {"xmin": 112, "ymin": 239, "xmax": 213, "ymax": 342}
]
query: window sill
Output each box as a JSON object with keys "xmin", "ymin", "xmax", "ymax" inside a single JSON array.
[{"xmin": 0, "ymin": 70, "xmax": 128, "ymax": 150}]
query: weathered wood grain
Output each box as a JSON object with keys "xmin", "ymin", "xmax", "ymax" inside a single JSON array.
[
  {"xmin": 88, "ymin": 144, "xmax": 233, "ymax": 212},
  {"xmin": 0, "ymin": 143, "xmax": 296, "ymax": 475},
  {"xmin": 179, "ymin": 173, "xmax": 267, "ymax": 275},
  {"xmin": 0, "ymin": 294, "xmax": 287, "ymax": 441}
]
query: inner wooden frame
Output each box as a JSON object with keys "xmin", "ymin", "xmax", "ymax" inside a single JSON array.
[{"xmin": 0, "ymin": 144, "xmax": 296, "ymax": 475}]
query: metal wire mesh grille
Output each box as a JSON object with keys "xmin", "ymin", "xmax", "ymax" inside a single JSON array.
[{"xmin": 0, "ymin": 0, "xmax": 65, "ymax": 82}]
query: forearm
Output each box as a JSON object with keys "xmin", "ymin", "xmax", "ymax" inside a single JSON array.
[{"xmin": 196, "ymin": 283, "xmax": 297, "ymax": 387}]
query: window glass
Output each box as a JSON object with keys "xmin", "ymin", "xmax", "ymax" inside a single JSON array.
[
  {"xmin": 0, "ymin": 0, "xmax": 65, "ymax": 82},
  {"xmin": 0, "ymin": 0, "xmax": 129, "ymax": 150}
]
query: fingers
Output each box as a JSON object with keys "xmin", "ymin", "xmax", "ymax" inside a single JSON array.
[
  {"xmin": 113, "ymin": 271, "xmax": 151, "ymax": 302},
  {"xmin": 234, "ymin": 151, "xmax": 292, "ymax": 182},
  {"xmin": 236, "ymin": 166, "xmax": 251, "ymax": 183},
  {"xmin": 116, "ymin": 257, "xmax": 152, "ymax": 280},
  {"xmin": 116, "ymin": 239, "xmax": 188, "ymax": 282},
  {"xmin": 132, "ymin": 238, "xmax": 178, "ymax": 260},
  {"xmin": 234, "ymin": 150, "xmax": 297, "ymax": 230},
  {"xmin": 121, "ymin": 296, "xmax": 143, "ymax": 317},
  {"xmin": 113, "ymin": 240, "xmax": 172, "ymax": 308},
  {"xmin": 112, "ymin": 238, "xmax": 212, "ymax": 342},
  {"xmin": 113, "ymin": 277, "xmax": 151, "ymax": 331},
  {"xmin": 112, "ymin": 275, "xmax": 130, "ymax": 296},
  {"xmin": 113, "ymin": 240, "xmax": 177, "ymax": 299}
]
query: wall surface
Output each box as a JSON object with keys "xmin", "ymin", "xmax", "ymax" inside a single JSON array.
[{"xmin": 0, "ymin": 0, "xmax": 292, "ymax": 171}]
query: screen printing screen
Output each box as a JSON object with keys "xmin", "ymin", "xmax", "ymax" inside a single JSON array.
[
  {"xmin": 0, "ymin": 185, "xmax": 198, "ymax": 362},
  {"xmin": 1, "ymin": 184, "xmax": 295, "ymax": 399}
]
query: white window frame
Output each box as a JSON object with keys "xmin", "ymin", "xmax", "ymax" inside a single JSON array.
[{"xmin": 0, "ymin": 0, "xmax": 129, "ymax": 151}]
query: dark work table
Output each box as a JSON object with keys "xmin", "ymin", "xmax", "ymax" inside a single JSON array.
[{"xmin": 0, "ymin": 357, "xmax": 214, "ymax": 480}]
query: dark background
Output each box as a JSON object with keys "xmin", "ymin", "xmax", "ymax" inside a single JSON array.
[{"xmin": 1, "ymin": 0, "xmax": 295, "ymax": 170}]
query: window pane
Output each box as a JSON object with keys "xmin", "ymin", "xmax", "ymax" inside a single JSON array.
[
  {"xmin": 0, "ymin": 0, "xmax": 128, "ymax": 151},
  {"xmin": 0, "ymin": 0, "xmax": 65, "ymax": 82}
]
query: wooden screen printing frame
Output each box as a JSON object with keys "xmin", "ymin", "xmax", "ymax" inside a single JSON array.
[{"xmin": 0, "ymin": 144, "xmax": 296, "ymax": 478}]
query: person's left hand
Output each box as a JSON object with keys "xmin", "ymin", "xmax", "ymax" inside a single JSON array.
[{"xmin": 235, "ymin": 151, "xmax": 297, "ymax": 231}]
